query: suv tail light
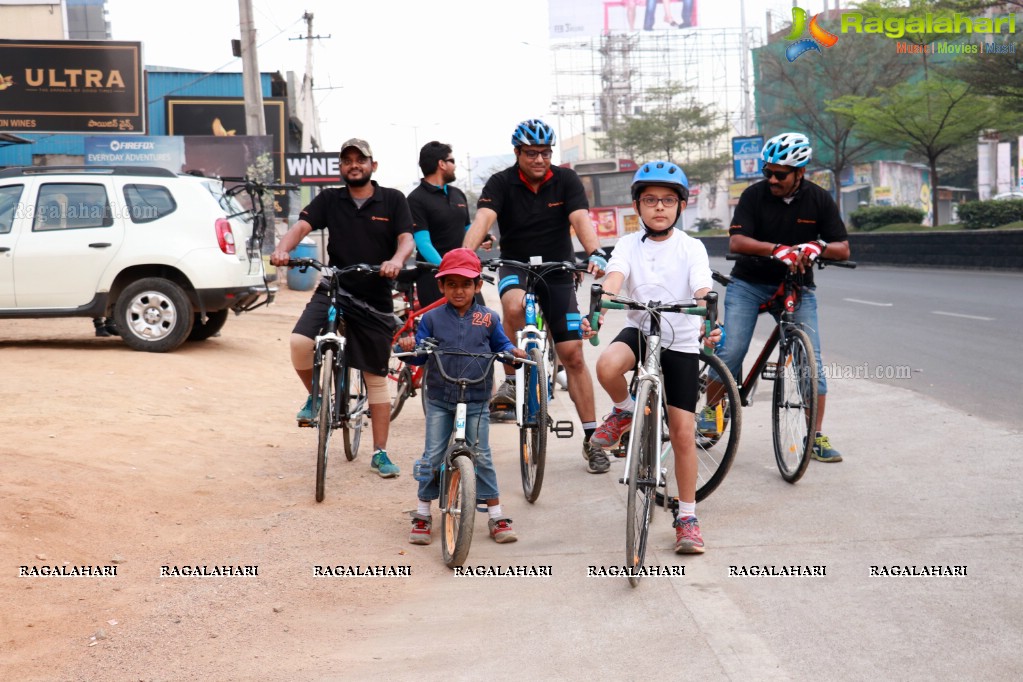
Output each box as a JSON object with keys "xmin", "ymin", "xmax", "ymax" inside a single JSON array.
[{"xmin": 215, "ymin": 218, "xmax": 236, "ymax": 255}]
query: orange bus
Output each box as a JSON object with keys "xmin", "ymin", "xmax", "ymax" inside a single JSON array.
[{"xmin": 561, "ymin": 158, "xmax": 640, "ymax": 249}]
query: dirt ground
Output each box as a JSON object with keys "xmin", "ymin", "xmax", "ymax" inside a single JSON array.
[{"xmin": 1, "ymin": 283, "xmax": 461, "ymax": 680}]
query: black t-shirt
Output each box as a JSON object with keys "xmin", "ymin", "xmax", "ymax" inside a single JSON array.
[
  {"xmin": 299, "ymin": 182, "xmax": 413, "ymax": 312},
  {"xmin": 728, "ymin": 179, "xmax": 848, "ymax": 286},
  {"xmin": 407, "ymin": 179, "xmax": 469, "ymax": 257},
  {"xmin": 477, "ymin": 164, "xmax": 589, "ymax": 262}
]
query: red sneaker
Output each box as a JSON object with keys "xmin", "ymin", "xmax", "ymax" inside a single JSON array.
[
  {"xmin": 409, "ymin": 513, "xmax": 432, "ymax": 545},
  {"xmin": 590, "ymin": 408, "xmax": 633, "ymax": 448},
  {"xmin": 673, "ymin": 515, "xmax": 705, "ymax": 554}
]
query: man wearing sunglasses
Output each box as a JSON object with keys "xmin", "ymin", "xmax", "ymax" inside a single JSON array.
[
  {"xmin": 715, "ymin": 131, "xmax": 850, "ymax": 463},
  {"xmin": 463, "ymin": 118, "xmax": 606, "ymax": 463},
  {"xmin": 407, "ymin": 141, "xmax": 491, "ymax": 307}
]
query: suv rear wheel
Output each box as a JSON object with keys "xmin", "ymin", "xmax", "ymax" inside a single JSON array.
[
  {"xmin": 188, "ymin": 309, "xmax": 229, "ymax": 342},
  {"xmin": 115, "ymin": 277, "xmax": 194, "ymax": 352}
]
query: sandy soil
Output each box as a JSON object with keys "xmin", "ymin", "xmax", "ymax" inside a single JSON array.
[{"xmin": 1, "ymin": 284, "xmax": 452, "ymax": 680}]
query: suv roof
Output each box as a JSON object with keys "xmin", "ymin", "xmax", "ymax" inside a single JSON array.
[{"xmin": 0, "ymin": 166, "xmax": 177, "ymax": 179}]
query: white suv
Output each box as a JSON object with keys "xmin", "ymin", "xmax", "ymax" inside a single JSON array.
[{"xmin": 0, "ymin": 166, "xmax": 274, "ymax": 352}]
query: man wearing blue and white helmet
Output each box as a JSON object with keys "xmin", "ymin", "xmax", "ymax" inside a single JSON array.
[
  {"xmin": 464, "ymin": 118, "xmax": 606, "ymax": 464},
  {"xmin": 708, "ymin": 132, "xmax": 851, "ymax": 463}
]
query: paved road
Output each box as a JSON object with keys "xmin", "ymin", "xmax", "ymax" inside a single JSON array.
[
  {"xmin": 340, "ymin": 272, "xmax": 1023, "ymax": 680},
  {"xmin": 706, "ymin": 258, "xmax": 1023, "ymax": 428}
]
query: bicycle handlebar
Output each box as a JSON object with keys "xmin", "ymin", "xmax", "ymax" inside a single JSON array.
[
  {"xmin": 221, "ymin": 177, "xmax": 300, "ymax": 192},
  {"xmin": 725, "ymin": 253, "xmax": 857, "ymax": 269},
  {"xmin": 393, "ymin": 344, "xmax": 534, "ymax": 387},
  {"xmin": 482, "ymin": 258, "xmax": 588, "ymax": 275},
  {"xmin": 286, "ymin": 257, "xmax": 410, "ymax": 279},
  {"xmin": 587, "ymin": 284, "xmax": 717, "ymax": 355}
]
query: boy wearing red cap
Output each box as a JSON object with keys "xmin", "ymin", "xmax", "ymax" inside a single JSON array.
[{"xmin": 399, "ymin": 248, "xmax": 526, "ymax": 545}]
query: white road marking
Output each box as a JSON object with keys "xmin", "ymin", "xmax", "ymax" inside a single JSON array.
[
  {"xmin": 843, "ymin": 298, "xmax": 893, "ymax": 307},
  {"xmin": 931, "ymin": 311, "xmax": 995, "ymax": 321}
]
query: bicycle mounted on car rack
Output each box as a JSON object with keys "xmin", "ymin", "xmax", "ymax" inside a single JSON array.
[{"xmin": 221, "ymin": 176, "xmax": 298, "ymax": 312}]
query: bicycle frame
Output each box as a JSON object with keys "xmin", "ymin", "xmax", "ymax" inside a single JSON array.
[
  {"xmin": 620, "ymin": 326, "xmax": 666, "ymax": 490},
  {"xmin": 515, "ymin": 288, "xmax": 548, "ymax": 427}
]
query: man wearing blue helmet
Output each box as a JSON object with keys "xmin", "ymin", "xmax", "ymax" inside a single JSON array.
[
  {"xmin": 464, "ymin": 118, "xmax": 606, "ymax": 462},
  {"xmin": 583, "ymin": 160, "xmax": 721, "ymax": 552},
  {"xmin": 710, "ymin": 132, "xmax": 850, "ymax": 462}
]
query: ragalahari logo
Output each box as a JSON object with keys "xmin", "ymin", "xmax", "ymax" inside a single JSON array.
[{"xmin": 786, "ymin": 7, "xmax": 839, "ymax": 61}]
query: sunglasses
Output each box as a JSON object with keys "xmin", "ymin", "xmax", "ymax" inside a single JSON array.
[
  {"xmin": 444, "ymin": 158, "xmax": 456, "ymax": 164},
  {"xmin": 762, "ymin": 168, "xmax": 794, "ymax": 181}
]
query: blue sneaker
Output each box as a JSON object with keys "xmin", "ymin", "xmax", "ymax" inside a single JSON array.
[
  {"xmin": 696, "ymin": 405, "xmax": 726, "ymax": 437},
  {"xmin": 296, "ymin": 395, "xmax": 318, "ymax": 426},
  {"xmin": 811, "ymin": 433, "xmax": 843, "ymax": 462},
  {"xmin": 371, "ymin": 449, "xmax": 400, "ymax": 478}
]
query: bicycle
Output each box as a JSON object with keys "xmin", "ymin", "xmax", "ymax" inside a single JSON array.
[
  {"xmin": 221, "ymin": 176, "xmax": 297, "ymax": 311},
  {"xmin": 286, "ymin": 257, "xmax": 388, "ymax": 503},
  {"xmin": 481, "ymin": 257, "xmax": 583, "ymax": 503},
  {"xmin": 394, "ymin": 343, "xmax": 532, "ymax": 567},
  {"xmin": 588, "ymin": 286, "xmax": 740, "ymax": 587},
  {"xmin": 712, "ymin": 254, "xmax": 856, "ymax": 483}
]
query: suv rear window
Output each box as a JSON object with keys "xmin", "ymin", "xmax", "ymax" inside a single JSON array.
[
  {"xmin": 124, "ymin": 184, "xmax": 178, "ymax": 223},
  {"xmin": 0, "ymin": 185, "xmax": 22, "ymax": 234},
  {"xmin": 33, "ymin": 183, "xmax": 113, "ymax": 231}
]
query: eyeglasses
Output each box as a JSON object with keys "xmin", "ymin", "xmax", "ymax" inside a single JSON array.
[
  {"xmin": 444, "ymin": 158, "xmax": 456, "ymax": 164},
  {"xmin": 639, "ymin": 195, "xmax": 680, "ymax": 208},
  {"xmin": 521, "ymin": 149, "xmax": 553, "ymax": 160},
  {"xmin": 762, "ymin": 168, "xmax": 793, "ymax": 181}
]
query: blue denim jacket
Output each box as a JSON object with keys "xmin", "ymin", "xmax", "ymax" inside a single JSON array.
[{"xmin": 410, "ymin": 302, "xmax": 515, "ymax": 404}]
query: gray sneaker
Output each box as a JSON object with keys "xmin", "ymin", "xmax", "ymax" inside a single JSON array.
[
  {"xmin": 491, "ymin": 378, "xmax": 516, "ymax": 407},
  {"xmin": 586, "ymin": 443, "xmax": 610, "ymax": 474}
]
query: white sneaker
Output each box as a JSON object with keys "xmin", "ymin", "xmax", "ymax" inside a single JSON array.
[{"xmin": 555, "ymin": 368, "xmax": 568, "ymax": 391}]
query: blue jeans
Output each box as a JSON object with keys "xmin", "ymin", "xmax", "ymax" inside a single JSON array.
[
  {"xmin": 712, "ymin": 277, "xmax": 828, "ymax": 396},
  {"xmin": 419, "ymin": 398, "xmax": 499, "ymax": 501}
]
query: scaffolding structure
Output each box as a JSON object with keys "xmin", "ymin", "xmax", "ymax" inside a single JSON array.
[{"xmin": 550, "ymin": 27, "xmax": 762, "ymax": 161}]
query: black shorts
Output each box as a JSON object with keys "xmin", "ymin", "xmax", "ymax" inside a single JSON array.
[
  {"xmin": 497, "ymin": 266, "xmax": 582, "ymax": 344},
  {"xmin": 611, "ymin": 327, "xmax": 699, "ymax": 412},
  {"xmin": 292, "ymin": 288, "xmax": 397, "ymax": 377}
]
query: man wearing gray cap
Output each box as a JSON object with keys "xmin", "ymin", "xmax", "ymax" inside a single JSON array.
[{"xmin": 272, "ymin": 138, "xmax": 415, "ymax": 478}]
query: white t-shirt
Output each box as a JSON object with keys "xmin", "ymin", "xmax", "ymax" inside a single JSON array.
[{"xmin": 605, "ymin": 229, "xmax": 714, "ymax": 353}]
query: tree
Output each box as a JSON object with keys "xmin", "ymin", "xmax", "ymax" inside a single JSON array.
[
  {"xmin": 828, "ymin": 76, "xmax": 1008, "ymax": 224},
  {"xmin": 596, "ymin": 82, "xmax": 730, "ymax": 186},
  {"xmin": 755, "ymin": 32, "xmax": 918, "ymax": 186}
]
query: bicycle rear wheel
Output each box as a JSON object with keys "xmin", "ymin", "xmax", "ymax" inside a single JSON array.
[
  {"xmin": 314, "ymin": 349, "xmax": 336, "ymax": 503},
  {"xmin": 343, "ymin": 368, "xmax": 367, "ymax": 461},
  {"xmin": 441, "ymin": 451, "xmax": 477, "ymax": 568},
  {"xmin": 625, "ymin": 382, "xmax": 658, "ymax": 588},
  {"xmin": 772, "ymin": 328, "xmax": 818, "ymax": 483},
  {"xmin": 519, "ymin": 346, "xmax": 548, "ymax": 503},
  {"xmin": 387, "ymin": 355, "xmax": 411, "ymax": 421}
]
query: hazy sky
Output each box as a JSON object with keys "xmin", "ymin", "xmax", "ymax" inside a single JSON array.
[{"xmin": 106, "ymin": 0, "xmax": 811, "ymax": 190}]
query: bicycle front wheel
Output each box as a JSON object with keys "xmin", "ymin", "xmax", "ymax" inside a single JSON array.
[
  {"xmin": 343, "ymin": 368, "xmax": 367, "ymax": 461},
  {"xmin": 519, "ymin": 346, "xmax": 548, "ymax": 503},
  {"xmin": 772, "ymin": 328, "xmax": 818, "ymax": 483},
  {"xmin": 625, "ymin": 382, "xmax": 658, "ymax": 588},
  {"xmin": 387, "ymin": 355, "xmax": 411, "ymax": 422},
  {"xmin": 441, "ymin": 452, "xmax": 477, "ymax": 568},
  {"xmin": 314, "ymin": 348, "xmax": 336, "ymax": 503}
]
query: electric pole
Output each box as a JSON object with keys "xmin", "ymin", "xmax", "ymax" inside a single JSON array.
[
  {"xmin": 238, "ymin": 0, "xmax": 265, "ymax": 136},
  {"xmin": 290, "ymin": 11, "xmax": 329, "ymax": 152}
]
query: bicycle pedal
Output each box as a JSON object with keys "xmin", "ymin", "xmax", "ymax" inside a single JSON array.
[
  {"xmin": 552, "ymin": 420, "xmax": 575, "ymax": 438},
  {"xmin": 761, "ymin": 362, "xmax": 779, "ymax": 381}
]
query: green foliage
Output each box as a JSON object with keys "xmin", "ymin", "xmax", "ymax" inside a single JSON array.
[
  {"xmin": 849, "ymin": 205, "xmax": 926, "ymax": 231},
  {"xmin": 691, "ymin": 217, "xmax": 722, "ymax": 232},
  {"xmin": 596, "ymin": 82, "xmax": 730, "ymax": 186},
  {"xmin": 956, "ymin": 199, "xmax": 1023, "ymax": 229},
  {"xmin": 828, "ymin": 75, "xmax": 1008, "ymax": 224},
  {"xmin": 754, "ymin": 32, "xmax": 916, "ymax": 178}
]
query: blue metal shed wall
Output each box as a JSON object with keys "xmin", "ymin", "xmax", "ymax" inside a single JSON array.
[{"xmin": 0, "ymin": 71, "xmax": 272, "ymax": 167}]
